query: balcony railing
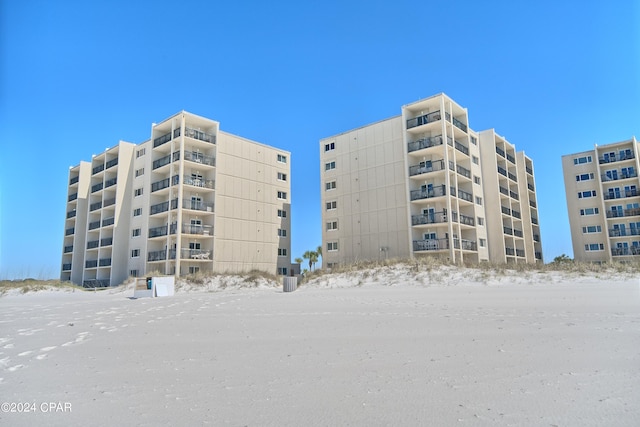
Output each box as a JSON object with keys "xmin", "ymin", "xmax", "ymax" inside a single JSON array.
[
  {"xmin": 149, "ymin": 224, "xmax": 169, "ymax": 238},
  {"xmin": 100, "ymin": 237, "xmax": 113, "ymax": 246},
  {"xmin": 452, "ymin": 117, "xmax": 468, "ymax": 132},
  {"xmin": 609, "ymin": 228, "xmax": 640, "ymax": 237},
  {"xmin": 407, "ymin": 135, "xmax": 444, "ymax": 153},
  {"xmin": 182, "ymin": 199, "xmax": 214, "ymax": 212},
  {"xmin": 68, "ymin": 193, "xmax": 78, "ymax": 202},
  {"xmin": 406, "ymin": 110, "xmax": 442, "ymax": 129},
  {"xmin": 154, "ymin": 132, "xmax": 172, "ymax": 148},
  {"xmin": 512, "ymin": 209, "xmax": 521, "ymax": 219},
  {"xmin": 179, "ymin": 248, "xmax": 212, "ymax": 260},
  {"xmin": 413, "ymin": 238, "xmax": 449, "ymax": 251},
  {"xmin": 501, "ymin": 206, "xmax": 511, "ymax": 215},
  {"xmin": 183, "ymin": 175, "xmax": 215, "ymax": 189},
  {"xmin": 64, "ymin": 245, "xmax": 73, "ymax": 253},
  {"xmin": 70, "ymin": 176, "xmax": 79, "ymax": 185},
  {"xmin": 496, "ymin": 147, "xmax": 505, "ymax": 157},
  {"xmin": 148, "ymin": 249, "xmax": 177, "ymax": 262},
  {"xmin": 151, "ymin": 175, "xmax": 180, "ymax": 192},
  {"xmin": 457, "ymin": 188, "xmax": 473, "ymax": 202},
  {"xmin": 453, "ymin": 239, "xmax": 477, "ymax": 251},
  {"xmin": 105, "ymin": 177, "xmax": 117, "ymax": 188},
  {"xmin": 531, "ymin": 216, "xmax": 538, "ymax": 225},
  {"xmin": 87, "ymin": 240, "xmax": 99, "ymax": 249},
  {"xmin": 599, "ymin": 152, "xmax": 635, "ymax": 164},
  {"xmin": 611, "ymin": 247, "xmax": 640, "ymax": 256},
  {"xmin": 65, "ymin": 227, "xmax": 75, "ymax": 236},
  {"xmin": 184, "ymin": 151, "xmax": 216, "ymax": 166},
  {"xmin": 516, "ymin": 249, "xmax": 525, "ymax": 257},
  {"xmin": 454, "ymin": 140, "xmax": 469, "ymax": 156},
  {"xmin": 410, "ymin": 185, "xmax": 447, "ymax": 201},
  {"xmin": 83, "ymin": 279, "xmax": 110, "ymax": 288},
  {"xmin": 85, "ymin": 260, "xmax": 98, "ymax": 268},
  {"xmin": 510, "ymin": 190, "xmax": 519, "ymax": 200},
  {"xmin": 88, "ymin": 221, "xmax": 100, "ymax": 230},
  {"xmin": 91, "ymin": 182, "xmax": 103, "ymax": 193},
  {"xmin": 527, "ymin": 183, "xmax": 535, "ymax": 191},
  {"xmin": 606, "ymin": 208, "xmax": 640, "ymax": 218},
  {"xmin": 601, "ymin": 171, "xmax": 639, "ymax": 181},
  {"xmin": 535, "ymin": 252, "xmax": 543, "ymax": 260},
  {"xmin": 503, "ymin": 226, "xmax": 513, "ymax": 235},
  {"xmin": 456, "ymin": 164, "xmax": 471, "ymax": 179},
  {"xmin": 412, "ymin": 211, "xmax": 448, "ymax": 225},
  {"xmin": 153, "ymin": 154, "xmax": 172, "ymax": 170},
  {"xmin": 506, "ymin": 247, "xmax": 515, "ymax": 256},
  {"xmin": 508, "ymin": 172, "xmax": 517, "ymax": 182},
  {"xmin": 409, "ymin": 159, "xmax": 446, "ymax": 176},
  {"xmin": 458, "ymin": 213, "xmax": 475, "ymax": 226},
  {"xmin": 106, "ymin": 158, "xmax": 118, "ymax": 169},
  {"xmin": 150, "ymin": 198, "xmax": 179, "ymax": 215},
  {"xmin": 90, "ymin": 201, "xmax": 102, "ymax": 211},
  {"xmin": 530, "ymin": 200, "xmax": 537, "ymax": 208},
  {"xmin": 181, "ymin": 224, "xmax": 213, "ymax": 235},
  {"xmin": 498, "ymin": 166, "xmax": 507, "ymax": 177},
  {"xmin": 92, "ymin": 164, "xmax": 104, "ymax": 175},
  {"xmin": 514, "ymin": 229, "xmax": 523, "ymax": 238},
  {"xmin": 533, "ymin": 234, "xmax": 540, "ymax": 242},
  {"xmin": 184, "ymin": 127, "xmax": 216, "ymax": 144},
  {"xmin": 499, "ymin": 186, "xmax": 509, "ymax": 196},
  {"xmin": 99, "ymin": 258, "xmax": 111, "ymax": 267},
  {"xmin": 103, "ymin": 198, "xmax": 115, "ymax": 208},
  {"xmin": 62, "ymin": 263, "xmax": 72, "ymax": 271},
  {"xmin": 526, "ymin": 166, "xmax": 533, "ymax": 175},
  {"xmin": 66, "ymin": 210, "xmax": 77, "ymax": 219},
  {"xmin": 102, "ymin": 217, "xmax": 114, "ymax": 227}
]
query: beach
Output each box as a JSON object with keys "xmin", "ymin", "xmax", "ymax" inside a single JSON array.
[{"xmin": 1, "ymin": 269, "xmax": 639, "ymax": 426}]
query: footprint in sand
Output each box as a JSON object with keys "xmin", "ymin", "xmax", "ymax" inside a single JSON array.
[
  {"xmin": 8, "ymin": 364, "xmax": 24, "ymax": 372},
  {"xmin": 18, "ymin": 351, "xmax": 33, "ymax": 357}
]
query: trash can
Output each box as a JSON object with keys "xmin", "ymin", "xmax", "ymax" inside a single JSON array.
[{"xmin": 283, "ymin": 277, "xmax": 297, "ymax": 292}]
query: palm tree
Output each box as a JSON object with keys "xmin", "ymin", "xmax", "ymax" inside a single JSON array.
[
  {"xmin": 303, "ymin": 251, "xmax": 313, "ymax": 271},
  {"xmin": 294, "ymin": 257, "xmax": 303, "ymax": 265},
  {"xmin": 316, "ymin": 245, "xmax": 322, "ymax": 269},
  {"xmin": 303, "ymin": 250, "xmax": 319, "ymax": 271}
]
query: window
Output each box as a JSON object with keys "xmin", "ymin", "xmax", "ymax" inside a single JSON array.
[
  {"xmin": 472, "ymin": 156, "xmax": 479, "ymax": 165},
  {"xmin": 325, "ymin": 181, "xmax": 337, "ymax": 191},
  {"xmin": 135, "ymin": 168, "xmax": 144, "ymax": 177},
  {"xmin": 477, "ymin": 217, "xmax": 484, "ymax": 226},
  {"xmin": 277, "ymin": 191, "xmax": 287, "ymax": 200},
  {"xmin": 277, "ymin": 209, "xmax": 287, "ymax": 218},
  {"xmin": 278, "ymin": 228, "xmax": 287, "ymax": 237},
  {"xmin": 474, "ymin": 176, "xmax": 481, "ymax": 185},
  {"xmin": 580, "ymin": 207, "xmax": 599, "ymax": 216},
  {"xmin": 573, "ymin": 155, "xmax": 592, "ymax": 165},
  {"xmin": 132, "ymin": 228, "xmax": 141, "ymax": 237},
  {"xmin": 134, "ymin": 188, "xmax": 143, "ymax": 197},
  {"xmin": 189, "ymin": 266, "xmax": 200, "ymax": 274},
  {"xmin": 277, "ymin": 267, "xmax": 288, "ymax": 276},
  {"xmin": 327, "ymin": 242, "xmax": 338, "ymax": 251},
  {"xmin": 325, "ymin": 161, "xmax": 336, "ymax": 171},
  {"xmin": 278, "ymin": 248, "xmax": 287, "ymax": 256},
  {"xmin": 325, "ymin": 142, "xmax": 335, "ymax": 152},
  {"xmin": 326, "ymin": 221, "xmax": 338, "ymax": 231},
  {"xmin": 277, "ymin": 154, "xmax": 287, "ymax": 163},
  {"xmin": 582, "ymin": 225, "xmax": 602, "ymax": 233},
  {"xmin": 470, "ymin": 136, "xmax": 477, "ymax": 145},
  {"xmin": 578, "ymin": 190, "xmax": 596, "ymax": 199},
  {"xmin": 575, "ymin": 173, "xmax": 595, "ymax": 182},
  {"xmin": 326, "ymin": 201, "xmax": 337, "ymax": 210},
  {"xmin": 277, "ymin": 172, "xmax": 287, "ymax": 181},
  {"xmin": 131, "ymin": 249, "xmax": 140, "ymax": 258},
  {"xmin": 130, "ymin": 270, "xmax": 138, "ymax": 277},
  {"xmin": 479, "ymin": 238, "xmax": 486, "ymax": 247},
  {"xmin": 133, "ymin": 208, "xmax": 142, "ymax": 217},
  {"xmin": 136, "ymin": 148, "xmax": 146, "ymax": 158},
  {"xmin": 585, "ymin": 243, "xmax": 604, "ymax": 251},
  {"xmin": 475, "ymin": 196, "xmax": 483, "ymax": 205}
]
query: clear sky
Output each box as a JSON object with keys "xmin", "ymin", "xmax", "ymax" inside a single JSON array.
[{"xmin": 1, "ymin": 1, "xmax": 638, "ymax": 279}]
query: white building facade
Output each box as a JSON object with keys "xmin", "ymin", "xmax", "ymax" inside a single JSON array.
[
  {"xmin": 562, "ymin": 137, "xmax": 640, "ymax": 262},
  {"xmin": 61, "ymin": 111, "xmax": 291, "ymax": 287},
  {"xmin": 320, "ymin": 93, "xmax": 543, "ymax": 267}
]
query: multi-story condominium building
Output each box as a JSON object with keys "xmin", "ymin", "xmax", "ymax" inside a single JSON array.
[
  {"xmin": 61, "ymin": 111, "xmax": 291, "ymax": 287},
  {"xmin": 320, "ymin": 93, "xmax": 543, "ymax": 268},
  {"xmin": 562, "ymin": 137, "xmax": 640, "ymax": 262}
]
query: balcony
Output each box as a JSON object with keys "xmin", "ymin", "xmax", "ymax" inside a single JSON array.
[
  {"xmin": 407, "ymin": 135, "xmax": 445, "ymax": 153},
  {"xmin": 70, "ymin": 176, "xmax": 79, "ymax": 185},
  {"xmin": 496, "ymin": 147, "xmax": 505, "ymax": 158},
  {"xmin": 181, "ymin": 223, "xmax": 213, "ymax": 235},
  {"xmin": 452, "ymin": 117, "xmax": 468, "ymax": 133},
  {"xmin": 99, "ymin": 258, "xmax": 111, "ymax": 267},
  {"xmin": 104, "ymin": 198, "xmax": 115, "ymax": 208},
  {"xmin": 184, "ymin": 150, "xmax": 216, "ymax": 166},
  {"xmin": 503, "ymin": 226, "xmax": 513, "ymax": 235},
  {"xmin": 604, "ymin": 189, "xmax": 638, "ymax": 200},
  {"xmin": 68, "ymin": 193, "xmax": 78, "ymax": 202},
  {"xmin": 601, "ymin": 171, "xmax": 638, "ymax": 181},
  {"xmin": 535, "ymin": 252, "xmax": 543, "ymax": 260},
  {"xmin": 184, "ymin": 127, "xmax": 216, "ymax": 144},
  {"xmin": 512, "ymin": 209, "xmax": 521, "ymax": 219},
  {"xmin": 456, "ymin": 164, "xmax": 471, "ymax": 179},
  {"xmin": 83, "ymin": 279, "xmax": 110, "ymax": 288},
  {"xmin": 501, "ymin": 206, "xmax": 511, "ymax": 216},
  {"xmin": 150, "ymin": 199, "xmax": 179, "ymax": 215},
  {"xmin": 412, "ymin": 211, "xmax": 448, "ymax": 225},
  {"xmin": 516, "ymin": 249, "xmax": 525, "ymax": 257},
  {"xmin": 91, "ymin": 182, "xmax": 103, "ymax": 193},
  {"xmin": 530, "ymin": 200, "xmax": 537, "ymax": 208},
  {"xmin": 526, "ymin": 166, "xmax": 533, "ymax": 175},
  {"xmin": 88, "ymin": 220, "xmax": 100, "ymax": 230},
  {"xmin": 92, "ymin": 164, "xmax": 104, "ymax": 175},
  {"xmin": 409, "ymin": 159, "xmax": 447, "ymax": 177},
  {"xmin": 457, "ymin": 188, "xmax": 473, "ymax": 203},
  {"xmin": 514, "ymin": 229, "xmax": 523, "ymax": 238},
  {"xmin": 153, "ymin": 154, "xmax": 172, "ymax": 170},
  {"xmin": 406, "ymin": 110, "xmax": 442, "ymax": 130},
  {"xmin": 510, "ymin": 190, "xmax": 519, "ymax": 200},
  {"xmin": 63, "ymin": 245, "xmax": 73, "ymax": 253},
  {"xmin": 609, "ymin": 228, "xmax": 640, "ymax": 237},
  {"xmin": 457, "ymin": 213, "xmax": 475, "ymax": 226},
  {"xmin": 182, "ymin": 199, "xmax": 214, "ymax": 212},
  {"xmin": 66, "ymin": 210, "xmax": 77, "ymax": 219},
  {"xmin": 106, "ymin": 158, "xmax": 118, "ymax": 169},
  {"xmin": 506, "ymin": 247, "xmax": 515, "ymax": 256},
  {"xmin": 151, "ymin": 175, "xmax": 180, "ymax": 192},
  {"xmin": 149, "ymin": 224, "xmax": 170, "ymax": 238},
  {"xmin": 105, "ymin": 177, "xmax": 117, "ymax": 188},
  {"xmin": 62, "ymin": 263, "xmax": 72, "ymax": 271},
  {"xmin": 154, "ymin": 132, "xmax": 172, "ymax": 148},
  {"xmin": 531, "ymin": 216, "xmax": 538, "ymax": 225},
  {"xmin": 499, "ymin": 186, "xmax": 509, "ymax": 197},
  {"xmin": 498, "ymin": 166, "xmax": 507, "ymax": 177},
  {"xmin": 100, "ymin": 237, "xmax": 113, "ymax": 246},
  {"xmin": 606, "ymin": 208, "xmax": 640, "ymax": 218},
  {"xmin": 85, "ymin": 260, "xmax": 98, "ymax": 268},
  {"xmin": 148, "ymin": 249, "xmax": 177, "ymax": 262},
  {"xmin": 599, "ymin": 152, "xmax": 635, "ymax": 164},
  {"xmin": 611, "ymin": 247, "xmax": 640, "ymax": 256},
  {"xmin": 506, "ymin": 154, "xmax": 516, "ymax": 164},
  {"xmin": 65, "ymin": 227, "xmax": 75, "ymax": 236},
  {"xmin": 453, "ymin": 239, "xmax": 476, "ymax": 251},
  {"xmin": 454, "ymin": 140, "xmax": 469, "ymax": 156},
  {"xmin": 410, "ymin": 185, "xmax": 447, "ymax": 201},
  {"xmin": 87, "ymin": 240, "xmax": 99, "ymax": 249},
  {"xmin": 90, "ymin": 201, "xmax": 102, "ymax": 211},
  {"xmin": 102, "ymin": 217, "xmax": 114, "ymax": 227},
  {"xmin": 527, "ymin": 183, "xmax": 535, "ymax": 192},
  {"xmin": 183, "ymin": 175, "xmax": 215, "ymax": 189},
  {"xmin": 180, "ymin": 248, "xmax": 211, "ymax": 260},
  {"xmin": 508, "ymin": 172, "xmax": 517, "ymax": 182},
  {"xmin": 533, "ymin": 234, "xmax": 540, "ymax": 242},
  {"xmin": 413, "ymin": 238, "xmax": 449, "ymax": 251}
]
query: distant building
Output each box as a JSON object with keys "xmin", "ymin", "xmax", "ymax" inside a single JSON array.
[
  {"xmin": 319, "ymin": 93, "xmax": 543, "ymax": 267},
  {"xmin": 562, "ymin": 137, "xmax": 640, "ymax": 262},
  {"xmin": 61, "ymin": 111, "xmax": 291, "ymax": 287}
]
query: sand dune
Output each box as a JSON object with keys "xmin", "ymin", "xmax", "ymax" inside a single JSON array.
[{"xmin": 1, "ymin": 267, "xmax": 639, "ymax": 426}]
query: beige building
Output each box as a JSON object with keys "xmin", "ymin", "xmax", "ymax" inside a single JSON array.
[
  {"xmin": 320, "ymin": 93, "xmax": 543, "ymax": 268},
  {"xmin": 562, "ymin": 137, "xmax": 640, "ymax": 262},
  {"xmin": 61, "ymin": 111, "xmax": 291, "ymax": 287}
]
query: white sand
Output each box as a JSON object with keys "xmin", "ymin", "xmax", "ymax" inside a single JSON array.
[{"xmin": 1, "ymin": 268, "xmax": 639, "ymax": 426}]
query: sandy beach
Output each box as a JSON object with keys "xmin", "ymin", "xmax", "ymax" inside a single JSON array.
[{"xmin": 1, "ymin": 268, "xmax": 639, "ymax": 426}]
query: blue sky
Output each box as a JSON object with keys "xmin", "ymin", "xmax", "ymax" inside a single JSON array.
[{"xmin": 1, "ymin": 1, "xmax": 638, "ymax": 279}]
